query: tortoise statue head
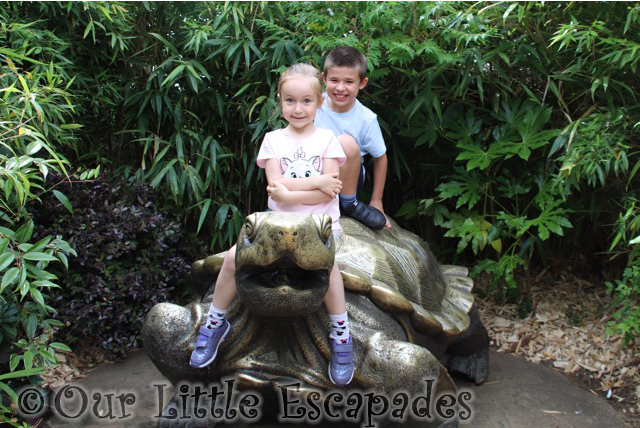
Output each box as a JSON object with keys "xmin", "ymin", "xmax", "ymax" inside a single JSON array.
[{"xmin": 235, "ymin": 212, "xmax": 334, "ymax": 316}]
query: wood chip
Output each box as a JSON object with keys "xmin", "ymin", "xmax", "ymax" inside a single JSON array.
[{"xmin": 564, "ymin": 361, "xmax": 576, "ymax": 373}]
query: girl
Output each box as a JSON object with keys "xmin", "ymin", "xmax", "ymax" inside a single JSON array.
[{"xmin": 190, "ymin": 63, "xmax": 354, "ymax": 386}]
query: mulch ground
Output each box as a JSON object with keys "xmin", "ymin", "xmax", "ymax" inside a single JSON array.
[
  {"xmin": 474, "ymin": 270, "xmax": 640, "ymax": 428},
  {"xmin": 40, "ymin": 270, "xmax": 640, "ymax": 426}
]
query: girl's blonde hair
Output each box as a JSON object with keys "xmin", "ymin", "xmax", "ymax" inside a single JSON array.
[{"xmin": 277, "ymin": 63, "xmax": 323, "ymax": 102}]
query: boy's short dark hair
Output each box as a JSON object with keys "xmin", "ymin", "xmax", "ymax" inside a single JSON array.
[{"xmin": 323, "ymin": 46, "xmax": 367, "ymax": 80}]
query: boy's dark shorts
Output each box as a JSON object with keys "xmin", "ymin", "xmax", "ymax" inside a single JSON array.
[{"xmin": 357, "ymin": 163, "xmax": 365, "ymax": 195}]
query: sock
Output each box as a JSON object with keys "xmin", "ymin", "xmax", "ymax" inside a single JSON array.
[
  {"xmin": 339, "ymin": 194, "xmax": 357, "ymax": 210},
  {"xmin": 329, "ymin": 312, "xmax": 350, "ymax": 344},
  {"xmin": 205, "ymin": 305, "xmax": 227, "ymax": 329}
]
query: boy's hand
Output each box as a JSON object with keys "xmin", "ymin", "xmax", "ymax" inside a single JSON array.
[
  {"xmin": 370, "ymin": 199, "xmax": 392, "ymax": 229},
  {"xmin": 318, "ymin": 173, "xmax": 342, "ymax": 197},
  {"xmin": 267, "ymin": 181, "xmax": 290, "ymax": 203}
]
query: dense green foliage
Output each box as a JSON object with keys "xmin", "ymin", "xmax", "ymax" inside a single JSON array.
[
  {"xmin": 31, "ymin": 177, "xmax": 197, "ymax": 357},
  {"xmin": 0, "ymin": 3, "xmax": 79, "ymax": 422},
  {"xmin": 1, "ymin": 1, "xmax": 640, "ymax": 422}
]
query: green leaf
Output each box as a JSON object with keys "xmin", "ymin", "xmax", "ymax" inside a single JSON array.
[
  {"xmin": 215, "ymin": 204, "xmax": 231, "ymax": 228},
  {"xmin": 53, "ymin": 190, "xmax": 73, "ymax": 214},
  {"xmin": 188, "ymin": 73, "xmax": 199, "ymax": 93},
  {"xmin": 524, "ymin": 201, "xmax": 573, "ymax": 241},
  {"xmin": 24, "ymin": 351, "xmax": 34, "ymax": 370},
  {"xmin": 40, "ymin": 349, "xmax": 55, "ymax": 364},
  {"xmin": 9, "ymin": 355, "xmax": 21, "ymax": 371},
  {"xmin": 150, "ymin": 159, "xmax": 178, "ymax": 188},
  {"xmin": 456, "ymin": 143, "xmax": 501, "ymax": 171},
  {"xmin": 166, "ymin": 167, "xmax": 179, "ymax": 198},
  {"xmin": 233, "ymin": 83, "xmax": 251, "ymax": 98},
  {"xmin": 1, "ymin": 267, "xmax": 20, "ymax": 291},
  {"xmin": 436, "ymin": 168, "xmax": 487, "ymax": 209},
  {"xmin": 590, "ymin": 78, "xmax": 601, "ymax": 101},
  {"xmin": 197, "ymin": 199, "xmax": 212, "ymax": 234},
  {"xmin": 0, "ymin": 366, "xmax": 44, "ymax": 381},
  {"xmin": 30, "ymin": 288, "xmax": 45, "ymax": 307},
  {"xmin": 25, "ymin": 313, "xmax": 38, "ymax": 339},
  {"xmin": 249, "ymin": 95, "xmax": 267, "ymax": 118},
  {"xmin": 161, "ymin": 64, "xmax": 185, "ymax": 87},
  {"xmin": 521, "ymin": 84, "xmax": 540, "ymax": 104},
  {"xmin": 491, "ymin": 239, "xmax": 502, "ymax": 253},
  {"xmin": 32, "ymin": 280, "xmax": 59, "ymax": 288},
  {"xmin": 502, "ymin": 3, "xmax": 518, "ymax": 22},
  {"xmin": 0, "ymin": 237, "xmax": 9, "ymax": 253},
  {"xmin": 49, "ymin": 342, "xmax": 72, "ymax": 352},
  {"xmin": 58, "ymin": 253, "xmax": 68, "ymax": 269},
  {"xmin": 83, "ymin": 20, "xmax": 95, "ymax": 41},
  {"xmin": 27, "ymin": 237, "xmax": 52, "ymax": 254},
  {"xmin": 14, "ymin": 221, "xmax": 34, "ymax": 243},
  {"xmin": 150, "ymin": 32, "xmax": 179, "ymax": 55},
  {"xmin": 396, "ymin": 199, "xmax": 420, "ymax": 220},
  {"xmin": 23, "ymin": 252, "xmax": 58, "ymax": 262},
  {"xmin": 0, "ymin": 381, "xmax": 18, "ymax": 404},
  {"xmin": 443, "ymin": 213, "xmax": 493, "ymax": 254},
  {"xmin": 60, "ymin": 123, "xmax": 84, "ymax": 129},
  {"xmin": 0, "ymin": 252, "xmax": 15, "ymax": 271},
  {"xmin": 26, "ymin": 140, "xmax": 43, "ymax": 155},
  {"xmin": 19, "ymin": 277, "xmax": 29, "ymax": 299},
  {"xmin": 431, "ymin": 95, "xmax": 442, "ymax": 122}
]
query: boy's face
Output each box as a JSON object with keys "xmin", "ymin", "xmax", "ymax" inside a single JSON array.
[{"xmin": 322, "ymin": 66, "xmax": 368, "ymax": 113}]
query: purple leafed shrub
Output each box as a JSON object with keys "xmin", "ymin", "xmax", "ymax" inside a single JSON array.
[{"xmin": 32, "ymin": 177, "xmax": 200, "ymax": 357}]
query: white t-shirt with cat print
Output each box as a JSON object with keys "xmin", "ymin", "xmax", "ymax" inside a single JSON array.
[{"xmin": 257, "ymin": 127, "xmax": 346, "ymax": 231}]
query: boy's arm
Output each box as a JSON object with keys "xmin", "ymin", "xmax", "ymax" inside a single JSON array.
[
  {"xmin": 370, "ymin": 153, "xmax": 392, "ymax": 228},
  {"xmin": 360, "ymin": 114, "xmax": 391, "ymax": 228}
]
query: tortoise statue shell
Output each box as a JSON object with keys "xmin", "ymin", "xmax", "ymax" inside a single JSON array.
[{"xmin": 142, "ymin": 212, "xmax": 489, "ymax": 426}]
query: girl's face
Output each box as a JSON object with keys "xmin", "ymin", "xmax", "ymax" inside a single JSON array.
[{"xmin": 279, "ymin": 76, "xmax": 321, "ymax": 134}]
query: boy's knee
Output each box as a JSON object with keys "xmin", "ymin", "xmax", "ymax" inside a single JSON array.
[{"xmin": 338, "ymin": 134, "xmax": 360, "ymax": 158}]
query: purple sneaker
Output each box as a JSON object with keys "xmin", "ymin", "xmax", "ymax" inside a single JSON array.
[
  {"xmin": 190, "ymin": 319, "xmax": 232, "ymax": 368},
  {"xmin": 328, "ymin": 336, "xmax": 354, "ymax": 385}
]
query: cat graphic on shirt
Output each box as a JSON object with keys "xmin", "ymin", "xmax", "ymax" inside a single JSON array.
[{"xmin": 280, "ymin": 147, "xmax": 321, "ymax": 178}]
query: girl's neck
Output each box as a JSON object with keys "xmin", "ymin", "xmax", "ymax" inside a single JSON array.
[{"xmin": 282, "ymin": 123, "xmax": 317, "ymax": 139}]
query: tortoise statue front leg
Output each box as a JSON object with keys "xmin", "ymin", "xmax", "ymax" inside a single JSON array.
[
  {"xmin": 358, "ymin": 333, "xmax": 461, "ymax": 428},
  {"xmin": 142, "ymin": 302, "xmax": 212, "ymax": 385}
]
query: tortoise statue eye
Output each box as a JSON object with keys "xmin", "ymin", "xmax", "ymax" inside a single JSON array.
[
  {"xmin": 315, "ymin": 214, "xmax": 332, "ymax": 242},
  {"xmin": 322, "ymin": 217, "xmax": 332, "ymax": 241},
  {"xmin": 244, "ymin": 214, "xmax": 258, "ymax": 241}
]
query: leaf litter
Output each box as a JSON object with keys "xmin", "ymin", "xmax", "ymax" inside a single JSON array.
[{"xmin": 475, "ymin": 271, "xmax": 640, "ymax": 427}]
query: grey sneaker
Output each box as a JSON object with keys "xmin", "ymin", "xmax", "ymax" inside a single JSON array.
[
  {"xmin": 328, "ymin": 336, "xmax": 354, "ymax": 385},
  {"xmin": 190, "ymin": 319, "xmax": 232, "ymax": 368}
]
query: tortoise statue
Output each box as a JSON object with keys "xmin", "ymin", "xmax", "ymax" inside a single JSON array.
[{"xmin": 142, "ymin": 212, "xmax": 489, "ymax": 427}]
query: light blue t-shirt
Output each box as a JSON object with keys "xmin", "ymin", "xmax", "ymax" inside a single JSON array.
[{"xmin": 314, "ymin": 95, "xmax": 386, "ymax": 159}]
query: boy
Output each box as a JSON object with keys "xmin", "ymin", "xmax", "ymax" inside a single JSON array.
[{"xmin": 314, "ymin": 46, "xmax": 391, "ymax": 230}]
